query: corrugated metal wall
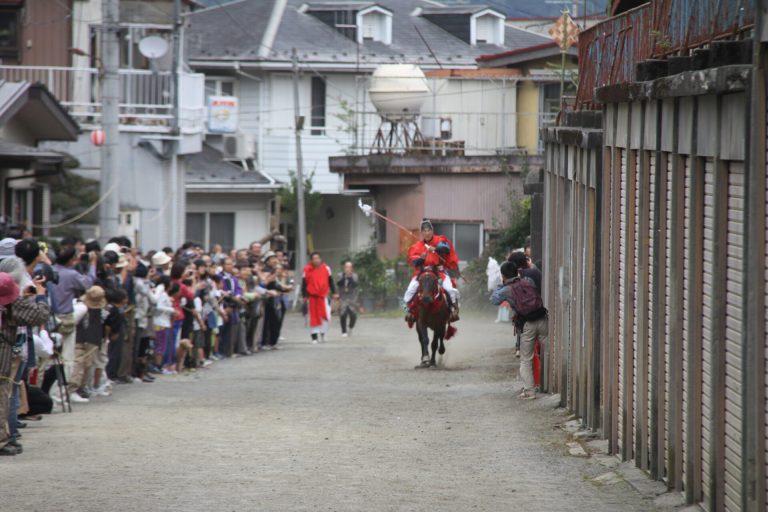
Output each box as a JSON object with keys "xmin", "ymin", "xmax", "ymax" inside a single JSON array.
[{"xmin": 541, "ymin": 85, "xmax": 764, "ymax": 511}]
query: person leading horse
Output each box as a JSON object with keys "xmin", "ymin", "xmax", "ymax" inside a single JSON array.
[{"xmin": 403, "ymin": 219, "xmax": 460, "ymax": 323}]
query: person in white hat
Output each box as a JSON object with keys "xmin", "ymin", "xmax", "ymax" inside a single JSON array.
[{"xmin": 151, "ymin": 251, "xmax": 172, "ymax": 276}]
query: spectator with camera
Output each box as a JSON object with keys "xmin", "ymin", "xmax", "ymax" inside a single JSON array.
[
  {"xmin": 0, "ymin": 270, "xmax": 49, "ymax": 456},
  {"xmin": 50, "ymin": 247, "xmax": 97, "ymax": 382},
  {"xmin": 217, "ymin": 257, "xmax": 242, "ymax": 358}
]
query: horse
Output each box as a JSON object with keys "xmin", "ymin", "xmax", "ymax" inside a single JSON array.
[{"xmin": 412, "ymin": 267, "xmax": 454, "ymax": 368}]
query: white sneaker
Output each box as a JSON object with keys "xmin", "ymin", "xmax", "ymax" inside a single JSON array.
[
  {"xmin": 93, "ymin": 383, "xmax": 112, "ymax": 396},
  {"xmin": 312, "ymin": 339, "xmax": 318, "ymax": 344},
  {"xmin": 70, "ymin": 392, "xmax": 89, "ymax": 403},
  {"xmin": 341, "ymin": 333, "xmax": 348, "ymax": 338}
]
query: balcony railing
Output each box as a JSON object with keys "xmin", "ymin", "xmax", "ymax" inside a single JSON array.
[{"xmin": 0, "ymin": 65, "xmax": 203, "ymax": 133}]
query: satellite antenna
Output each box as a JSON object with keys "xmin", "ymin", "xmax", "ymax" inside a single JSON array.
[{"xmin": 138, "ymin": 35, "xmax": 169, "ymax": 60}]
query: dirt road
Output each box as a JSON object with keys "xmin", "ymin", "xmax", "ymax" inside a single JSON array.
[{"xmin": 4, "ymin": 314, "xmax": 665, "ymax": 511}]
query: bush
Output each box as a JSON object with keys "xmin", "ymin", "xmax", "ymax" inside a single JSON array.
[
  {"xmin": 340, "ymin": 245, "xmax": 409, "ymax": 311},
  {"xmin": 461, "ymin": 197, "xmax": 531, "ymax": 310}
]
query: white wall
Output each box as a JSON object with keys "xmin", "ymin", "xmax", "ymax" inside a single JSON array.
[
  {"xmin": 311, "ymin": 194, "xmax": 375, "ymax": 269},
  {"xmin": 186, "ymin": 192, "xmax": 270, "ymax": 250},
  {"xmin": 426, "ymin": 77, "xmax": 517, "ymax": 155},
  {"xmin": 236, "ymin": 72, "xmax": 370, "ymax": 194},
  {"xmin": 43, "ymin": 132, "xmax": 184, "ymax": 251}
]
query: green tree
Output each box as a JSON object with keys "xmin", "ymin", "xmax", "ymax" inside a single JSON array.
[
  {"xmin": 277, "ymin": 171, "xmax": 323, "ymax": 235},
  {"xmin": 460, "ymin": 195, "xmax": 531, "ymax": 309},
  {"xmin": 50, "ymin": 171, "xmax": 99, "ymax": 238}
]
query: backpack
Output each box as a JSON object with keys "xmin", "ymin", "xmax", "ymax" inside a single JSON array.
[{"xmin": 507, "ymin": 277, "xmax": 543, "ymax": 317}]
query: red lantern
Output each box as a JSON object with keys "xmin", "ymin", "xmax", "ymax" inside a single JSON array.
[{"xmin": 90, "ymin": 129, "xmax": 105, "ymax": 146}]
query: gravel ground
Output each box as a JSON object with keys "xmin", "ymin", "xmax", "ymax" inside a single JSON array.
[{"xmin": 4, "ymin": 313, "xmax": 666, "ymax": 512}]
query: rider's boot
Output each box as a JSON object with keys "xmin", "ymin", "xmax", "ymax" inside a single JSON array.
[
  {"xmin": 449, "ymin": 299, "xmax": 460, "ymax": 322},
  {"xmin": 404, "ymin": 302, "xmax": 415, "ymax": 327}
]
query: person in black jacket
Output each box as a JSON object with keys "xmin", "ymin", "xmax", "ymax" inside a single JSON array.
[
  {"xmin": 259, "ymin": 252, "xmax": 292, "ymax": 350},
  {"xmin": 336, "ymin": 261, "xmax": 359, "ymax": 338}
]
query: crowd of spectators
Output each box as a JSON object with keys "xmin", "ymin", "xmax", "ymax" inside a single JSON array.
[{"xmin": 0, "ymin": 234, "xmax": 295, "ymax": 456}]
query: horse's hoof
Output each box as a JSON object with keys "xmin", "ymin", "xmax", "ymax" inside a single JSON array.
[{"xmin": 429, "ymin": 361, "xmax": 437, "ymax": 368}]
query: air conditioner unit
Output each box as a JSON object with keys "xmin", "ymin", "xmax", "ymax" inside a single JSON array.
[{"xmin": 221, "ymin": 132, "xmax": 255, "ymax": 160}]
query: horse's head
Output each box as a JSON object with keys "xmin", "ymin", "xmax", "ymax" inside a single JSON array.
[{"xmin": 418, "ymin": 268, "xmax": 440, "ymax": 304}]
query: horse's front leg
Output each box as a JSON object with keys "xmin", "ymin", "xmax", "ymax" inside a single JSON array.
[
  {"xmin": 417, "ymin": 323, "xmax": 430, "ymax": 367},
  {"xmin": 430, "ymin": 332, "xmax": 440, "ymax": 367}
]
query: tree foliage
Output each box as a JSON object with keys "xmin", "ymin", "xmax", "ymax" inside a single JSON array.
[
  {"xmin": 277, "ymin": 171, "xmax": 323, "ymax": 235},
  {"xmin": 461, "ymin": 196, "xmax": 531, "ymax": 309},
  {"xmin": 50, "ymin": 171, "xmax": 99, "ymax": 237}
]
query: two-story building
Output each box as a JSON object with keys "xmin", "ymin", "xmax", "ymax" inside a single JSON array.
[
  {"xmin": 185, "ymin": 0, "xmax": 554, "ymax": 266},
  {"xmin": 0, "ymin": 0, "xmax": 221, "ymax": 250}
]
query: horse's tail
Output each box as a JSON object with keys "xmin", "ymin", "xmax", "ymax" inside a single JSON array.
[{"xmin": 445, "ymin": 324, "xmax": 457, "ymax": 340}]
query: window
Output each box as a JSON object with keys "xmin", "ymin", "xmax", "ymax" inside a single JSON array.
[
  {"xmin": 333, "ymin": 9, "xmax": 357, "ymax": 40},
  {"xmin": 186, "ymin": 213, "xmax": 206, "ymax": 247},
  {"xmin": 311, "ymin": 76, "xmax": 326, "ymax": 136},
  {"xmin": 375, "ymin": 209, "xmax": 387, "ymax": 243},
  {"xmin": 205, "ymin": 78, "xmax": 236, "ymax": 98},
  {"xmin": 431, "ymin": 222, "xmax": 482, "ymax": 262},
  {"xmin": 186, "ymin": 212, "xmax": 235, "ymax": 252},
  {"xmin": 0, "ymin": 9, "xmax": 19, "ymax": 59},
  {"xmin": 209, "ymin": 213, "xmax": 235, "ymax": 251}
]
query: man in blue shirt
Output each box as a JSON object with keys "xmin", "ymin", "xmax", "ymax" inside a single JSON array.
[{"xmin": 50, "ymin": 247, "xmax": 97, "ymax": 380}]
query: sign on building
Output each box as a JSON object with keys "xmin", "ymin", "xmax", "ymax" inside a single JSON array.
[{"xmin": 208, "ymin": 95, "xmax": 238, "ymax": 133}]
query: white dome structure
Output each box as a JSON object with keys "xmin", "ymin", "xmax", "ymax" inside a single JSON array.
[{"xmin": 368, "ymin": 64, "xmax": 430, "ymax": 122}]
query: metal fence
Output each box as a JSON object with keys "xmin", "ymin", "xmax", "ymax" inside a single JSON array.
[{"xmin": 0, "ymin": 65, "xmax": 175, "ymax": 129}]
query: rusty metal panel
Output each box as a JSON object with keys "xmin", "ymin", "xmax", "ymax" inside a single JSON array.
[
  {"xmin": 575, "ymin": 0, "xmax": 754, "ymax": 110},
  {"xmin": 576, "ymin": 5, "xmax": 653, "ymax": 109},
  {"xmin": 652, "ymin": 0, "xmax": 754, "ymax": 56}
]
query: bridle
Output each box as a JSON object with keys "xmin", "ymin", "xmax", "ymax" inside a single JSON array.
[{"xmin": 418, "ymin": 268, "xmax": 442, "ymax": 302}]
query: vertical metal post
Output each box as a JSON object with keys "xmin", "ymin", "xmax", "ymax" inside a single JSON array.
[
  {"xmin": 170, "ymin": 0, "xmax": 182, "ymax": 247},
  {"xmin": 292, "ymin": 48, "xmax": 308, "ymax": 277},
  {"xmin": 99, "ymin": 0, "xmax": 121, "ymax": 243}
]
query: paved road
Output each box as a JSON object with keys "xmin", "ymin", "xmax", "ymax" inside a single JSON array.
[{"xmin": 4, "ymin": 314, "xmax": 663, "ymax": 511}]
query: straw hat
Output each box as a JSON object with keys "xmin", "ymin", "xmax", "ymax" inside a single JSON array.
[
  {"xmin": 82, "ymin": 286, "xmax": 107, "ymax": 309},
  {"xmin": 151, "ymin": 251, "xmax": 172, "ymax": 267}
]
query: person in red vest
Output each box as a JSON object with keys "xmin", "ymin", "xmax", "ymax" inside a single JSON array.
[
  {"xmin": 403, "ymin": 219, "xmax": 461, "ymax": 322},
  {"xmin": 301, "ymin": 252, "xmax": 338, "ymax": 344}
]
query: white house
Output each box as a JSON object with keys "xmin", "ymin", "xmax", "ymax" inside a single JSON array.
[{"xmin": 185, "ymin": 0, "xmax": 551, "ymax": 265}]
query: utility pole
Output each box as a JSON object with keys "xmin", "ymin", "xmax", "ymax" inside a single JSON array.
[
  {"xmin": 291, "ymin": 48, "xmax": 308, "ymax": 277},
  {"xmin": 170, "ymin": 0, "xmax": 182, "ymax": 248},
  {"xmin": 99, "ymin": 0, "xmax": 121, "ymax": 243}
]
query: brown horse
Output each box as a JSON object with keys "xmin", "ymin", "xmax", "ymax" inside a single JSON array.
[{"xmin": 413, "ymin": 268, "xmax": 452, "ymax": 368}]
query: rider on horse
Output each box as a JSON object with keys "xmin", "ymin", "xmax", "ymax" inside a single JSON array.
[{"xmin": 403, "ymin": 219, "xmax": 460, "ymax": 323}]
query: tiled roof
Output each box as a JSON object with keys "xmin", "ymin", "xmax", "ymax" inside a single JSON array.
[
  {"xmin": 185, "ymin": 0, "xmax": 551, "ymax": 68},
  {"xmin": 186, "ymin": 144, "xmax": 276, "ymax": 189}
]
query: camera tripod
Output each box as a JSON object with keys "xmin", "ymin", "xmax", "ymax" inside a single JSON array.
[{"xmin": 49, "ymin": 352, "xmax": 71, "ymax": 413}]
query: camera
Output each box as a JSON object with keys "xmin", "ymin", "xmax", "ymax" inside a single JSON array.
[{"xmin": 34, "ymin": 263, "xmax": 59, "ymax": 285}]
